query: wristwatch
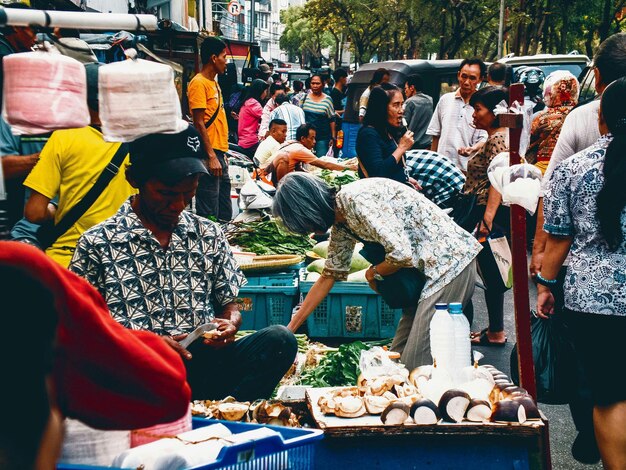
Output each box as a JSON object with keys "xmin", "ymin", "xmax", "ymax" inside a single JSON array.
[{"xmin": 371, "ymin": 265, "xmax": 384, "ymax": 281}]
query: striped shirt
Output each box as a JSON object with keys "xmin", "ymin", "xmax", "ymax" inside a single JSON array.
[
  {"xmin": 270, "ymin": 103, "xmax": 306, "ymax": 141},
  {"xmin": 302, "ymin": 94, "xmax": 334, "ymax": 141},
  {"xmin": 405, "ymin": 149, "xmax": 466, "ymax": 208}
]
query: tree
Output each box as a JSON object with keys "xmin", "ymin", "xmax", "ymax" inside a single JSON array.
[{"xmin": 280, "ymin": 6, "xmax": 333, "ymax": 66}]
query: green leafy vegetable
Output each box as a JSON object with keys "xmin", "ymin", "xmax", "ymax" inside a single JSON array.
[
  {"xmin": 320, "ymin": 169, "xmax": 359, "ymax": 188},
  {"xmin": 225, "ymin": 218, "xmax": 315, "ymax": 255}
]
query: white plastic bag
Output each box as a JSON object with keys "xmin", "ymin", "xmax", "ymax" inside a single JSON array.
[
  {"xmin": 502, "ymin": 163, "xmax": 543, "ymax": 215},
  {"xmin": 98, "ymin": 49, "xmax": 186, "ymax": 142},
  {"xmin": 359, "ymin": 346, "xmax": 408, "ymax": 380}
]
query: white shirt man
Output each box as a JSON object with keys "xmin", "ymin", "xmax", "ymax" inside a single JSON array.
[
  {"xmin": 427, "ymin": 60, "xmax": 488, "ymax": 171},
  {"xmin": 254, "ymin": 119, "xmax": 287, "ymax": 166},
  {"xmin": 270, "ymin": 94, "xmax": 306, "ymax": 141}
]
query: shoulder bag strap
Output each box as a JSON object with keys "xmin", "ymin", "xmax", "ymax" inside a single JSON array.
[
  {"xmin": 45, "ymin": 143, "xmax": 129, "ymax": 245},
  {"xmin": 204, "ymin": 84, "xmax": 222, "ymax": 129}
]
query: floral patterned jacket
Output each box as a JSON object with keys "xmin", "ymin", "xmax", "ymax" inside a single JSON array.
[{"xmin": 323, "ymin": 178, "xmax": 482, "ymax": 300}]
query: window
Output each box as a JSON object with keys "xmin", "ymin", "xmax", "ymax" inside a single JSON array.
[
  {"xmin": 255, "ymin": 12, "xmax": 269, "ymax": 29},
  {"xmin": 261, "ymin": 40, "xmax": 269, "ymax": 53}
]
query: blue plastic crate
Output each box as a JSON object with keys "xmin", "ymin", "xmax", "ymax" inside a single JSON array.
[
  {"xmin": 299, "ymin": 270, "xmax": 402, "ymax": 339},
  {"xmin": 237, "ymin": 271, "xmax": 299, "ymax": 330},
  {"xmin": 57, "ymin": 419, "xmax": 323, "ymax": 470}
]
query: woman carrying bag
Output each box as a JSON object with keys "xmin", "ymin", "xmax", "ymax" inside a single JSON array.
[
  {"xmin": 273, "ymin": 172, "xmax": 481, "ymax": 369},
  {"xmin": 459, "ymin": 86, "xmax": 511, "ymax": 347}
]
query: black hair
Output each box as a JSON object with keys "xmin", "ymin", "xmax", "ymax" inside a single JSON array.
[
  {"xmin": 296, "ymin": 123, "xmax": 316, "ymax": 141},
  {"xmin": 305, "ymin": 77, "xmax": 311, "ymax": 89},
  {"xmin": 275, "ymin": 93, "xmax": 290, "ymax": 105},
  {"xmin": 370, "ymin": 68, "xmax": 390, "ymax": 86},
  {"xmin": 333, "ymin": 68, "xmax": 348, "ymax": 81},
  {"xmin": 362, "ymin": 83, "xmax": 403, "ymax": 137},
  {"xmin": 293, "ymin": 80, "xmax": 304, "ymax": 92},
  {"xmin": 269, "ymin": 82, "xmax": 286, "ymax": 96},
  {"xmin": 459, "ymin": 57, "xmax": 487, "ymax": 78},
  {"xmin": 310, "ymin": 74, "xmax": 324, "ymax": 83},
  {"xmin": 594, "ymin": 32, "xmax": 626, "ymax": 87},
  {"xmin": 597, "ymin": 77, "xmax": 626, "ymax": 250},
  {"xmin": 200, "ymin": 36, "xmax": 226, "ymax": 66},
  {"xmin": 469, "ymin": 85, "xmax": 508, "ymax": 126},
  {"xmin": 244, "ymin": 78, "xmax": 269, "ymax": 105},
  {"xmin": 487, "ymin": 62, "xmax": 507, "ymax": 83},
  {"xmin": 406, "ymin": 74, "xmax": 423, "ymax": 92},
  {"xmin": 269, "ymin": 118, "xmax": 287, "ymax": 129}
]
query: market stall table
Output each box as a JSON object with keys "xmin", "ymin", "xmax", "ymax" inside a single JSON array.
[{"xmin": 305, "ymin": 387, "xmax": 550, "ymax": 470}]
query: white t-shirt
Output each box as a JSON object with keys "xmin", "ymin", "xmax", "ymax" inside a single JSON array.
[
  {"xmin": 359, "ymin": 87, "xmax": 371, "ymax": 118},
  {"xmin": 254, "ymin": 135, "xmax": 281, "ymax": 166},
  {"xmin": 541, "ymin": 99, "xmax": 601, "ymax": 195},
  {"xmin": 426, "ymin": 91, "xmax": 487, "ymax": 171}
]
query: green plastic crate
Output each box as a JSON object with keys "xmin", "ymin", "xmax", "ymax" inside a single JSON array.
[
  {"xmin": 237, "ymin": 271, "xmax": 298, "ymax": 330},
  {"xmin": 299, "ymin": 270, "xmax": 402, "ymax": 338}
]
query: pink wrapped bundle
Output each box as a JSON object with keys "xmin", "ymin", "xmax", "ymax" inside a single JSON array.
[{"xmin": 3, "ymin": 51, "xmax": 89, "ymax": 134}]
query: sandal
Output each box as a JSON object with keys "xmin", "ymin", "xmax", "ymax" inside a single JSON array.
[
  {"xmin": 471, "ymin": 330, "xmax": 507, "ymax": 347},
  {"xmin": 470, "ymin": 328, "xmax": 488, "ymax": 339}
]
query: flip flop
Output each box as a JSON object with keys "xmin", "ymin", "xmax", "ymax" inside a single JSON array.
[
  {"xmin": 471, "ymin": 331, "xmax": 507, "ymax": 347},
  {"xmin": 470, "ymin": 328, "xmax": 488, "ymax": 339}
]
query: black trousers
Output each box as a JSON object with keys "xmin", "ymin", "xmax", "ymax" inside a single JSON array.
[
  {"xmin": 184, "ymin": 325, "xmax": 298, "ymax": 401},
  {"xmin": 196, "ymin": 150, "xmax": 232, "ymax": 222}
]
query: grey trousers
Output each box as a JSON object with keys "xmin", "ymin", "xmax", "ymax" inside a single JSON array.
[{"xmin": 391, "ymin": 259, "xmax": 477, "ymax": 370}]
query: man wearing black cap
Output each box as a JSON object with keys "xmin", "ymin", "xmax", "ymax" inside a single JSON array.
[
  {"xmin": 23, "ymin": 62, "xmax": 134, "ymax": 268},
  {"xmin": 70, "ymin": 125, "xmax": 298, "ymax": 401}
]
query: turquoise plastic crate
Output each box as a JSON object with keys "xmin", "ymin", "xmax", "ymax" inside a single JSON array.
[
  {"xmin": 237, "ymin": 271, "xmax": 299, "ymax": 330},
  {"xmin": 57, "ymin": 418, "xmax": 323, "ymax": 470},
  {"xmin": 299, "ymin": 270, "xmax": 402, "ymax": 339}
]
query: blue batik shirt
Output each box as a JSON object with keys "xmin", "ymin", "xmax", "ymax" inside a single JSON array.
[{"xmin": 544, "ymin": 134, "xmax": 626, "ymax": 316}]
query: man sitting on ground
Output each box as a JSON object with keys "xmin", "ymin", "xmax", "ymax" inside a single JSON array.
[
  {"xmin": 263, "ymin": 123, "xmax": 356, "ymax": 184},
  {"xmin": 70, "ymin": 124, "xmax": 298, "ymax": 401},
  {"xmin": 254, "ymin": 118, "xmax": 287, "ymax": 167}
]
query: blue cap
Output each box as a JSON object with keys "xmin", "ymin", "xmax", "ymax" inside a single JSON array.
[
  {"xmin": 448, "ymin": 302, "xmax": 463, "ymax": 314},
  {"xmin": 435, "ymin": 303, "xmax": 448, "ymax": 310}
]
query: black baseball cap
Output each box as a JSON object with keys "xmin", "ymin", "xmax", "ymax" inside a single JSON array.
[{"xmin": 129, "ymin": 124, "xmax": 209, "ymax": 185}]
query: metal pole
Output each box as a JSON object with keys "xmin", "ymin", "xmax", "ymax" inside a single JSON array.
[
  {"xmin": 498, "ymin": 0, "xmax": 505, "ymax": 58},
  {"xmin": 0, "ymin": 7, "xmax": 158, "ymax": 30},
  {"xmin": 249, "ymin": 0, "xmax": 255, "ymax": 43}
]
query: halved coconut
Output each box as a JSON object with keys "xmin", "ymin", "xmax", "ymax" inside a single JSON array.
[
  {"xmin": 364, "ymin": 395, "xmax": 391, "ymax": 415},
  {"xmin": 466, "ymin": 399, "xmax": 492, "ymax": 422},
  {"xmin": 491, "ymin": 400, "xmax": 527, "ymax": 424},
  {"xmin": 409, "ymin": 365, "xmax": 433, "ymax": 387},
  {"xmin": 397, "ymin": 394, "xmax": 422, "ymax": 407},
  {"xmin": 512, "ymin": 396, "xmax": 541, "ymax": 420},
  {"xmin": 410, "ymin": 399, "xmax": 440, "ymax": 425},
  {"xmin": 438, "ymin": 389, "xmax": 471, "ymax": 423},
  {"xmin": 381, "ymin": 402, "xmax": 410, "ymax": 425},
  {"xmin": 334, "ymin": 396, "xmax": 366, "ymax": 418},
  {"xmin": 501, "ymin": 386, "xmax": 529, "ymax": 399},
  {"xmin": 217, "ymin": 402, "xmax": 249, "ymax": 421}
]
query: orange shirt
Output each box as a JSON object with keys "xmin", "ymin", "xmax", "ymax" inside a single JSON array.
[
  {"xmin": 187, "ymin": 73, "xmax": 228, "ymax": 152},
  {"xmin": 272, "ymin": 142, "xmax": 318, "ymax": 182}
]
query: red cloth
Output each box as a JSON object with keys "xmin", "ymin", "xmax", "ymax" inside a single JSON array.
[{"xmin": 0, "ymin": 241, "xmax": 191, "ymax": 430}]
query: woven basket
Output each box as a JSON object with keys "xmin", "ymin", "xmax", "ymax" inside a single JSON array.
[{"xmin": 238, "ymin": 254, "xmax": 303, "ymax": 272}]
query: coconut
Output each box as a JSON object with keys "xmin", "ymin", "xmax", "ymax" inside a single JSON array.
[
  {"xmin": 465, "ymin": 399, "xmax": 492, "ymax": 422},
  {"xmin": 381, "ymin": 402, "xmax": 410, "ymax": 425},
  {"xmin": 419, "ymin": 377, "xmax": 454, "ymax": 404},
  {"xmin": 334, "ymin": 396, "xmax": 366, "ymax": 418},
  {"xmin": 410, "ymin": 399, "xmax": 440, "ymax": 425},
  {"xmin": 364, "ymin": 395, "xmax": 391, "ymax": 415},
  {"xmin": 217, "ymin": 402, "xmax": 249, "ymax": 421},
  {"xmin": 438, "ymin": 390, "xmax": 471, "ymax": 423},
  {"xmin": 491, "ymin": 400, "xmax": 527, "ymax": 424},
  {"xmin": 501, "ymin": 386, "xmax": 529, "ymax": 399},
  {"xmin": 512, "ymin": 396, "xmax": 541, "ymax": 420},
  {"xmin": 409, "ymin": 365, "xmax": 433, "ymax": 387}
]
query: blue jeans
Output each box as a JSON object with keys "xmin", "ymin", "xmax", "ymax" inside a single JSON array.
[{"xmin": 315, "ymin": 139, "xmax": 330, "ymax": 157}]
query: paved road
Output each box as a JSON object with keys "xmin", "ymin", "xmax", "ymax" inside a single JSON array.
[{"xmin": 471, "ymin": 277, "xmax": 602, "ymax": 470}]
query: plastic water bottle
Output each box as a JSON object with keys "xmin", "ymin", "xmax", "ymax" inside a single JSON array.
[
  {"xmin": 429, "ymin": 303, "xmax": 455, "ymax": 373},
  {"xmin": 449, "ymin": 302, "xmax": 471, "ymax": 381}
]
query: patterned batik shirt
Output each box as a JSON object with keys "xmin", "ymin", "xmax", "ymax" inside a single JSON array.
[
  {"xmin": 70, "ymin": 200, "xmax": 247, "ymax": 335},
  {"xmin": 323, "ymin": 178, "xmax": 482, "ymax": 300},
  {"xmin": 405, "ymin": 149, "xmax": 466, "ymax": 208},
  {"xmin": 462, "ymin": 131, "xmax": 508, "ymax": 205},
  {"xmin": 544, "ymin": 134, "xmax": 626, "ymax": 316}
]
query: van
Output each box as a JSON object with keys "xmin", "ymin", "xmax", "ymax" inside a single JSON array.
[{"xmin": 342, "ymin": 59, "xmax": 464, "ymax": 158}]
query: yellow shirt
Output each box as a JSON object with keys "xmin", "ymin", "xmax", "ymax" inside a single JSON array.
[
  {"xmin": 187, "ymin": 73, "xmax": 229, "ymax": 152},
  {"xmin": 24, "ymin": 126, "xmax": 135, "ymax": 268}
]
